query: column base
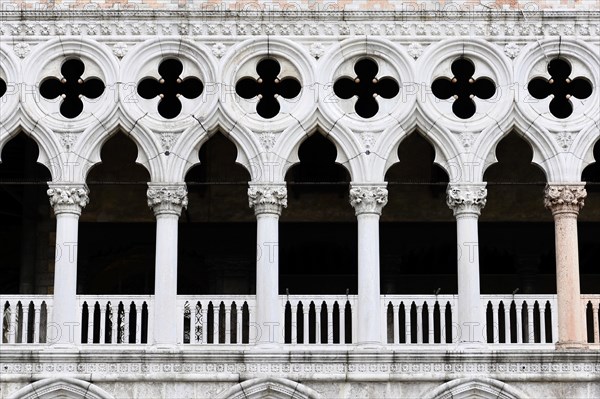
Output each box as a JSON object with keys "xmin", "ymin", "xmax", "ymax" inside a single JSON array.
[
  {"xmin": 147, "ymin": 344, "xmax": 182, "ymax": 353},
  {"xmin": 355, "ymin": 341, "xmax": 384, "ymax": 350},
  {"xmin": 555, "ymin": 341, "xmax": 589, "ymax": 350},
  {"xmin": 451, "ymin": 341, "xmax": 488, "ymax": 352}
]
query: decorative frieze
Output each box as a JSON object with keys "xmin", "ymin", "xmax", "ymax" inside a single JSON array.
[
  {"xmin": 349, "ymin": 185, "xmax": 388, "ymax": 215},
  {"xmin": 248, "ymin": 184, "xmax": 287, "ymax": 215},
  {"xmin": 47, "ymin": 184, "xmax": 89, "ymax": 215},
  {"xmin": 446, "ymin": 184, "xmax": 487, "ymax": 216},
  {"xmin": 544, "ymin": 184, "xmax": 586, "ymax": 215},
  {"xmin": 147, "ymin": 183, "xmax": 188, "ymax": 216}
]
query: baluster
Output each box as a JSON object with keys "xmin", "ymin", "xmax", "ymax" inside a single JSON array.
[
  {"xmin": 428, "ymin": 303, "xmax": 434, "ymax": 344},
  {"xmin": 9, "ymin": 304, "xmax": 17, "ymax": 343},
  {"xmin": 540, "ymin": 305, "xmax": 547, "ymax": 344},
  {"xmin": 489, "ymin": 301, "xmax": 496, "ymax": 343},
  {"xmin": 593, "ymin": 303, "xmax": 599, "ymax": 345},
  {"xmin": 201, "ymin": 304, "xmax": 208, "ymax": 344},
  {"xmin": 516, "ymin": 304, "xmax": 523, "ymax": 344},
  {"xmin": 351, "ymin": 301, "xmax": 357, "ymax": 345},
  {"xmin": 192, "ymin": 302, "xmax": 199, "ymax": 344},
  {"xmin": 339, "ymin": 304, "xmax": 346, "ymax": 344},
  {"xmin": 551, "ymin": 300, "xmax": 558, "ymax": 344},
  {"xmin": 33, "ymin": 302, "xmax": 41, "ymax": 344},
  {"xmin": 302, "ymin": 305, "xmax": 309, "ymax": 345},
  {"xmin": 136, "ymin": 303, "xmax": 143, "ymax": 344},
  {"xmin": 236, "ymin": 304, "xmax": 242, "ymax": 344},
  {"xmin": 381, "ymin": 299, "xmax": 387, "ymax": 344},
  {"xmin": 213, "ymin": 304, "xmax": 219, "ymax": 344},
  {"xmin": 504, "ymin": 304, "xmax": 511, "ymax": 344},
  {"xmin": 291, "ymin": 302, "xmax": 298, "ymax": 344},
  {"xmin": 527, "ymin": 303, "xmax": 534, "ymax": 344},
  {"xmin": 405, "ymin": 305, "xmax": 411, "ymax": 344},
  {"xmin": 124, "ymin": 303, "xmax": 131, "ymax": 344},
  {"xmin": 327, "ymin": 303, "xmax": 334, "ymax": 344},
  {"xmin": 22, "ymin": 303, "xmax": 30, "ymax": 343},
  {"xmin": 99, "ymin": 302, "xmax": 107, "ymax": 344},
  {"xmin": 178, "ymin": 302, "xmax": 186, "ymax": 344},
  {"xmin": 392, "ymin": 304, "xmax": 399, "ymax": 344},
  {"xmin": 225, "ymin": 304, "xmax": 232, "ymax": 344},
  {"xmin": 315, "ymin": 304, "xmax": 321, "ymax": 344},
  {"xmin": 111, "ymin": 303, "xmax": 118, "ymax": 344},
  {"xmin": 416, "ymin": 304, "xmax": 423, "ymax": 344}
]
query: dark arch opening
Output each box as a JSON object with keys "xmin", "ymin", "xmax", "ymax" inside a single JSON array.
[
  {"xmin": 79, "ymin": 133, "xmax": 154, "ymax": 294},
  {"xmin": 580, "ymin": 139, "xmax": 600, "ymax": 293},
  {"xmin": 0, "ymin": 133, "xmax": 52, "ymax": 294},
  {"xmin": 382, "ymin": 132, "xmax": 453, "ymax": 295},
  {"xmin": 180, "ymin": 133, "xmax": 254, "ymax": 295},
  {"xmin": 481, "ymin": 132, "xmax": 554, "ymax": 294},
  {"xmin": 281, "ymin": 133, "xmax": 355, "ymax": 295}
]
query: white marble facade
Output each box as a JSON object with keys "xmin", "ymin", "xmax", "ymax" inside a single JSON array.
[{"xmin": 1, "ymin": 1, "xmax": 599, "ymax": 398}]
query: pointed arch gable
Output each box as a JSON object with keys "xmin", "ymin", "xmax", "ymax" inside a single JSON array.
[
  {"xmin": 171, "ymin": 119, "xmax": 258, "ymax": 183},
  {"xmin": 275, "ymin": 112, "xmax": 361, "ymax": 182},
  {"xmin": 0, "ymin": 123, "xmax": 62, "ymax": 181},
  {"xmin": 217, "ymin": 377, "xmax": 322, "ymax": 399},
  {"xmin": 74, "ymin": 119, "xmax": 157, "ymax": 183},
  {"xmin": 423, "ymin": 377, "xmax": 527, "ymax": 399},
  {"xmin": 7, "ymin": 377, "xmax": 115, "ymax": 399}
]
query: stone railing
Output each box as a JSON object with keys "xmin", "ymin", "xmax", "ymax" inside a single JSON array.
[{"xmin": 2, "ymin": 294, "xmax": 599, "ymax": 347}]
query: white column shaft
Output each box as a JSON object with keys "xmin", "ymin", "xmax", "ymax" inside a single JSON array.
[
  {"xmin": 256, "ymin": 212, "xmax": 280, "ymax": 344},
  {"xmin": 357, "ymin": 213, "xmax": 382, "ymax": 345}
]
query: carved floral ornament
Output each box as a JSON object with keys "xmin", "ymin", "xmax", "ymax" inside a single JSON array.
[
  {"xmin": 47, "ymin": 185, "xmax": 90, "ymax": 213},
  {"xmin": 544, "ymin": 184, "xmax": 587, "ymax": 214},
  {"xmin": 446, "ymin": 184, "xmax": 487, "ymax": 216},
  {"xmin": 147, "ymin": 184, "xmax": 189, "ymax": 215},
  {"xmin": 349, "ymin": 186, "xmax": 388, "ymax": 215},
  {"xmin": 248, "ymin": 185, "xmax": 288, "ymax": 215}
]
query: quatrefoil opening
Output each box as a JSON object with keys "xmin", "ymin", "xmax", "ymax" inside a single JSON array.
[
  {"xmin": 235, "ymin": 58, "xmax": 302, "ymax": 119},
  {"xmin": 333, "ymin": 58, "xmax": 399, "ymax": 119},
  {"xmin": 431, "ymin": 58, "xmax": 496, "ymax": 120},
  {"xmin": 527, "ymin": 58, "xmax": 593, "ymax": 119},
  {"xmin": 0, "ymin": 78, "xmax": 6, "ymax": 98},
  {"xmin": 39, "ymin": 58, "xmax": 105, "ymax": 119},
  {"xmin": 137, "ymin": 58, "xmax": 204, "ymax": 119}
]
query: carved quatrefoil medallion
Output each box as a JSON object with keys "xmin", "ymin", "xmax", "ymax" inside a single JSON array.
[
  {"xmin": 431, "ymin": 58, "xmax": 496, "ymax": 119},
  {"xmin": 137, "ymin": 58, "xmax": 204, "ymax": 119},
  {"xmin": 235, "ymin": 58, "xmax": 301, "ymax": 119},
  {"xmin": 39, "ymin": 59, "xmax": 105, "ymax": 119},
  {"xmin": 333, "ymin": 58, "xmax": 399, "ymax": 119},
  {"xmin": 528, "ymin": 58, "xmax": 592, "ymax": 119}
]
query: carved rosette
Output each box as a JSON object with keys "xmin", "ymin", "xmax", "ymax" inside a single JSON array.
[
  {"xmin": 147, "ymin": 184, "xmax": 188, "ymax": 216},
  {"xmin": 446, "ymin": 184, "xmax": 487, "ymax": 216},
  {"xmin": 248, "ymin": 184, "xmax": 287, "ymax": 215},
  {"xmin": 47, "ymin": 184, "xmax": 89, "ymax": 215},
  {"xmin": 349, "ymin": 185, "xmax": 388, "ymax": 215},
  {"xmin": 544, "ymin": 184, "xmax": 586, "ymax": 215}
]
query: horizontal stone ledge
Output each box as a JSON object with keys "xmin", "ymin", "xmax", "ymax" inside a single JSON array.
[{"xmin": 1, "ymin": 371, "xmax": 600, "ymax": 383}]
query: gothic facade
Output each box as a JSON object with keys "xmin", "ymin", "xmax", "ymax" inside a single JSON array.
[{"xmin": 1, "ymin": 1, "xmax": 599, "ymax": 398}]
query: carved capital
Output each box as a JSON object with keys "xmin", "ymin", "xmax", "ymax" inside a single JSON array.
[
  {"xmin": 47, "ymin": 184, "xmax": 89, "ymax": 215},
  {"xmin": 544, "ymin": 184, "xmax": 586, "ymax": 215},
  {"xmin": 446, "ymin": 184, "xmax": 487, "ymax": 216},
  {"xmin": 147, "ymin": 183, "xmax": 188, "ymax": 216},
  {"xmin": 248, "ymin": 184, "xmax": 287, "ymax": 215},
  {"xmin": 349, "ymin": 185, "xmax": 388, "ymax": 215}
]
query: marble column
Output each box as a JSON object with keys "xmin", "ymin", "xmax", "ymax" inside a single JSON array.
[
  {"xmin": 446, "ymin": 183, "xmax": 487, "ymax": 344},
  {"xmin": 47, "ymin": 184, "xmax": 89, "ymax": 345},
  {"xmin": 248, "ymin": 184, "xmax": 287, "ymax": 346},
  {"xmin": 147, "ymin": 183, "xmax": 188, "ymax": 346},
  {"xmin": 350, "ymin": 184, "xmax": 388, "ymax": 346},
  {"xmin": 544, "ymin": 183, "xmax": 587, "ymax": 349}
]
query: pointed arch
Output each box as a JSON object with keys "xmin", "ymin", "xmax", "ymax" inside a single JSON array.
[
  {"xmin": 0, "ymin": 124, "xmax": 61, "ymax": 181},
  {"xmin": 217, "ymin": 377, "xmax": 322, "ymax": 399},
  {"xmin": 170, "ymin": 112, "xmax": 260, "ymax": 183},
  {"xmin": 74, "ymin": 117, "xmax": 157, "ymax": 183},
  {"xmin": 423, "ymin": 377, "xmax": 528, "ymax": 399},
  {"xmin": 275, "ymin": 110, "xmax": 361, "ymax": 182},
  {"xmin": 7, "ymin": 377, "xmax": 115, "ymax": 399}
]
